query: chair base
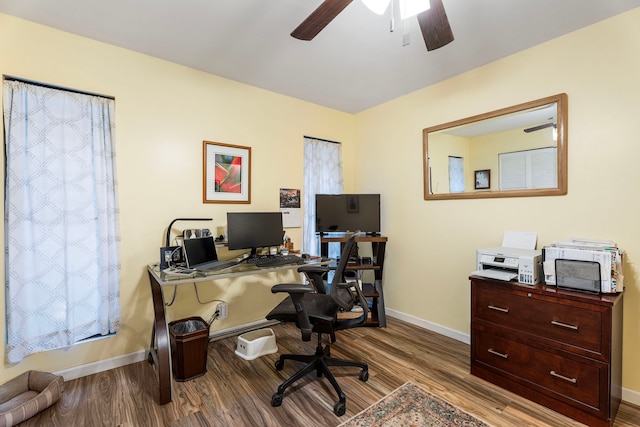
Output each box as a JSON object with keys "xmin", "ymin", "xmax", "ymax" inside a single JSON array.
[{"xmin": 270, "ymin": 339, "xmax": 368, "ymax": 416}]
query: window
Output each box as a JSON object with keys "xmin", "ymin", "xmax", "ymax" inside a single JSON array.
[
  {"xmin": 448, "ymin": 156, "xmax": 465, "ymax": 193},
  {"xmin": 302, "ymin": 137, "xmax": 343, "ymax": 256},
  {"xmin": 3, "ymin": 79, "xmax": 121, "ymax": 363}
]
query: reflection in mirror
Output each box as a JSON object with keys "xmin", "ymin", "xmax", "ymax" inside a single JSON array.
[{"xmin": 423, "ymin": 93, "xmax": 567, "ymax": 200}]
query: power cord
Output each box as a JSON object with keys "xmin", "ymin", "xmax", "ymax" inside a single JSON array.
[{"xmin": 167, "ymin": 246, "xmax": 182, "ymax": 268}]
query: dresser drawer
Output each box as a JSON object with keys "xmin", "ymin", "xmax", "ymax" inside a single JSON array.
[
  {"xmin": 473, "ymin": 284, "xmax": 605, "ymax": 355},
  {"xmin": 474, "ymin": 329, "xmax": 606, "ymax": 412}
]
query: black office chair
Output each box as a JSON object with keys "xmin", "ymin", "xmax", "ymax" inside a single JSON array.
[{"xmin": 266, "ymin": 232, "xmax": 369, "ymax": 416}]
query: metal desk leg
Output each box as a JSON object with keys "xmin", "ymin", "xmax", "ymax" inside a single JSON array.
[
  {"xmin": 148, "ymin": 270, "xmax": 172, "ymax": 405},
  {"xmin": 374, "ymin": 279, "xmax": 386, "ymax": 327}
]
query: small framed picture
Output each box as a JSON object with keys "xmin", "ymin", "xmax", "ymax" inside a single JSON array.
[
  {"xmin": 203, "ymin": 141, "xmax": 251, "ymax": 203},
  {"xmin": 474, "ymin": 169, "xmax": 490, "ymax": 190}
]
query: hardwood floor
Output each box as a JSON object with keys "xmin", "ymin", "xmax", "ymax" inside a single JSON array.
[{"xmin": 20, "ymin": 317, "xmax": 640, "ymax": 426}]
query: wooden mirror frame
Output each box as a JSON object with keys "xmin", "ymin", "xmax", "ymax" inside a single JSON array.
[{"xmin": 423, "ymin": 93, "xmax": 568, "ymax": 200}]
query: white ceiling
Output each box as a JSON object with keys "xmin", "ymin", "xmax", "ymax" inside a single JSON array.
[{"xmin": 1, "ymin": 0, "xmax": 638, "ymax": 113}]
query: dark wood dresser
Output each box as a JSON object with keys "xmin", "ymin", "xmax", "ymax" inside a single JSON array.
[{"xmin": 470, "ymin": 276, "xmax": 623, "ymax": 427}]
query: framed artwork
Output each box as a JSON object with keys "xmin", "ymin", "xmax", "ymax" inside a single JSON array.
[
  {"xmin": 203, "ymin": 141, "xmax": 251, "ymax": 203},
  {"xmin": 474, "ymin": 169, "xmax": 490, "ymax": 190}
]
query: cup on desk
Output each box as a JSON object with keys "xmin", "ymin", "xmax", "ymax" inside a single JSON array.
[{"xmin": 280, "ymin": 248, "xmax": 289, "ymax": 256}]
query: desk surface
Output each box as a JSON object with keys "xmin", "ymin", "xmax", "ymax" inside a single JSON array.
[{"xmin": 148, "ymin": 259, "xmax": 327, "ymax": 287}]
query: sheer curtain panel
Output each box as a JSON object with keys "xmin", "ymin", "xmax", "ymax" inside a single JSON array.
[
  {"xmin": 3, "ymin": 80, "xmax": 121, "ymax": 363},
  {"xmin": 303, "ymin": 137, "xmax": 343, "ymax": 255},
  {"xmin": 448, "ymin": 156, "xmax": 465, "ymax": 193}
]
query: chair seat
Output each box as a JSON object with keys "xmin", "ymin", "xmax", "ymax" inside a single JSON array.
[{"xmin": 266, "ymin": 293, "xmax": 338, "ymax": 325}]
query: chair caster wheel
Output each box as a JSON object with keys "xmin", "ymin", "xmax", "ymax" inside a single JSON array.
[
  {"xmin": 334, "ymin": 401, "xmax": 346, "ymax": 416},
  {"xmin": 275, "ymin": 359, "xmax": 285, "ymax": 371},
  {"xmin": 359, "ymin": 369, "xmax": 369, "ymax": 382},
  {"xmin": 271, "ymin": 393, "xmax": 283, "ymax": 407}
]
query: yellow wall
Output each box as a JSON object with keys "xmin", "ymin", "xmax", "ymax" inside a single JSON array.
[
  {"xmin": 2, "ymin": 7, "xmax": 640, "ymax": 402},
  {"xmin": 355, "ymin": 8, "xmax": 640, "ymax": 397},
  {"xmin": 0, "ymin": 13, "xmax": 356, "ymax": 382}
]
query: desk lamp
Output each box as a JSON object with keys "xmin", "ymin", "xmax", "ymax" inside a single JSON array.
[{"xmin": 165, "ymin": 217, "xmax": 212, "ymax": 247}]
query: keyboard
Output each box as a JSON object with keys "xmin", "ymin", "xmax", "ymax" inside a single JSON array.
[
  {"xmin": 193, "ymin": 260, "xmax": 238, "ymax": 272},
  {"xmin": 471, "ymin": 269, "xmax": 517, "ymax": 282},
  {"xmin": 246, "ymin": 255, "xmax": 305, "ymax": 268}
]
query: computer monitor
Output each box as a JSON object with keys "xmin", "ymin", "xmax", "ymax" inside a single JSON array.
[
  {"xmin": 315, "ymin": 194, "xmax": 380, "ymax": 234},
  {"xmin": 227, "ymin": 212, "xmax": 284, "ymax": 256}
]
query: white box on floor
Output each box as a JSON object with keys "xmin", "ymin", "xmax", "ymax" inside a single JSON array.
[{"xmin": 235, "ymin": 328, "xmax": 278, "ymax": 360}]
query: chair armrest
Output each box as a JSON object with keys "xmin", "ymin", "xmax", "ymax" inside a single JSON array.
[
  {"xmin": 297, "ymin": 265, "xmax": 330, "ymax": 294},
  {"xmin": 297, "ymin": 265, "xmax": 329, "ymax": 274},
  {"xmin": 271, "ymin": 284, "xmax": 313, "ymax": 294},
  {"xmin": 271, "ymin": 284, "xmax": 314, "ymax": 341},
  {"xmin": 335, "ymin": 282, "xmax": 370, "ymax": 321}
]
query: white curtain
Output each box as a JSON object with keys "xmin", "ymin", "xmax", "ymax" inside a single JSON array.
[
  {"xmin": 448, "ymin": 156, "xmax": 465, "ymax": 193},
  {"xmin": 3, "ymin": 80, "xmax": 121, "ymax": 363},
  {"xmin": 303, "ymin": 137, "xmax": 343, "ymax": 255}
]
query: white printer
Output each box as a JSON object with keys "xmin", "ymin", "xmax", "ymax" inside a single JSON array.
[{"xmin": 474, "ymin": 246, "xmax": 542, "ymax": 285}]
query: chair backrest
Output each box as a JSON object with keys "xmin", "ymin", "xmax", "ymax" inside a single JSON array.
[{"xmin": 330, "ymin": 232, "xmax": 360, "ymax": 311}]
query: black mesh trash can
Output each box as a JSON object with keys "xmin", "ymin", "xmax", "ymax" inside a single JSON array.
[{"xmin": 169, "ymin": 316, "xmax": 210, "ymax": 381}]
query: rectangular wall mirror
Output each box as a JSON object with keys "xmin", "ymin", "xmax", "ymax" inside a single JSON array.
[{"xmin": 423, "ymin": 93, "xmax": 568, "ymax": 200}]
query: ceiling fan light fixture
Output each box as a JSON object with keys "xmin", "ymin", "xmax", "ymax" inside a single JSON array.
[
  {"xmin": 362, "ymin": 0, "xmax": 391, "ymax": 15},
  {"xmin": 399, "ymin": 0, "xmax": 430, "ymax": 19}
]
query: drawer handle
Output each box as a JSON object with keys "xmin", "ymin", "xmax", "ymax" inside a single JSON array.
[
  {"xmin": 487, "ymin": 348, "xmax": 508, "ymax": 359},
  {"xmin": 550, "ymin": 370, "xmax": 577, "ymax": 384},
  {"xmin": 488, "ymin": 305, "xmax": 509, "ymax": 313},
  {"xmin": 551, "ymin": 320, "xmax": 579, "ymax": 331}
]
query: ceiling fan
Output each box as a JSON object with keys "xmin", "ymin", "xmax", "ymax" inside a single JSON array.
[{"xmin": 291, "ymin": 0, "xmax": 454, "ymax": 51}]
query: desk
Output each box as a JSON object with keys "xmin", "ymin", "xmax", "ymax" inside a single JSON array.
[{"xmin": 147, "ymin": 261, "xmax": 316, "ymax": 405}]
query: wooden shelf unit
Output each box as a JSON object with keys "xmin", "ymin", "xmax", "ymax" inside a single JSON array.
[
  {"xmin": 470, "ymin": 276, "xmax": 623, "ymax": 427},
  {"xmin": 320, "ymin": 234, "xmax": 388, "ymax": 327}
]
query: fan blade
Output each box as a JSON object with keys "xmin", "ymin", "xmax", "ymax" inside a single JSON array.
[
  {"xmin": 417, "ymin": 0, "xmax": 454, "ymax": 51},
  {"xmin": 524, "ymin": 123, "xmax": 555, "ymax": 133},
  {"xmin": 291, "ymin": 0, "xmax": 353, "ymax": 41}
]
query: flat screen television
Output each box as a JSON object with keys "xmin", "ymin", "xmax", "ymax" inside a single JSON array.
[
  {"xmin": 227, "ymin": 212, "xmax": 284, "ymax": 256},
  {"xmin": 315, "ymin": 194, "xmax": 380, "ymax": 234}
]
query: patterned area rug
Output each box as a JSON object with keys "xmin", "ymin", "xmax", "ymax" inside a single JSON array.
[{"xmin": 339, "ymin": 382, "xmax": 490, "ymax": 427}]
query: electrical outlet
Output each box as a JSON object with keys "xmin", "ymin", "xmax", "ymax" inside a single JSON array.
[{"xmin": 218, "ymin": 302, "xmax": 228, "ymax": 320}]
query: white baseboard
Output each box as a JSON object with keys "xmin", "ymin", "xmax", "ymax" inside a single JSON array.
[
  {"xmin": 386, "ymin": 308, "xmax": 470, "ymax": 345},
  {"xmin": 385, "ymin": 309, "xmax": 640, "ymax": 407},
  {"xmin": 54, "ymin": 350, "xmax": 148, "ymax": 382},
  {"xmin": 622, "ymin": 386, "xmax": 640, "ymax": 407},
  {"xmin": 209, "ymin": 319, "xmax": 279, "ymax": 341}
]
